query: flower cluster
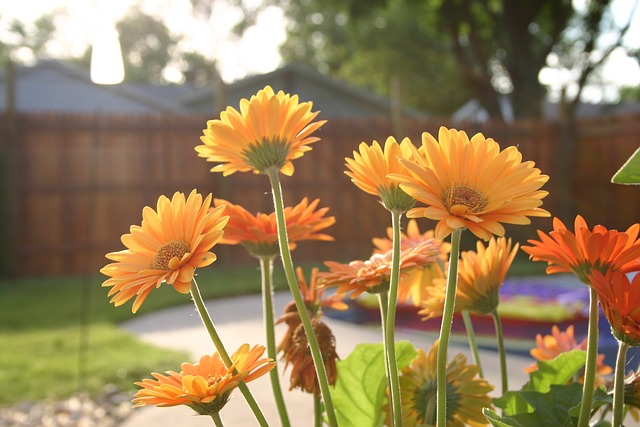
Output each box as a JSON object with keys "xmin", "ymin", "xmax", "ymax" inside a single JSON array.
[{"xmin": 99, "ymin": 85, "xmax": 640, "ymax": 427}]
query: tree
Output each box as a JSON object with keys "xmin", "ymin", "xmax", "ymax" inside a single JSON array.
[
  {"xmin": 0, "ymin": 13, "xmax": 57, "ymax": 65},
  {"xmin": 281, "ymin": 0, "xmax": 637, "ymax": 121},
  {"xmin": 280, "ymin": 0, "xmax": 472, "ymax": 115}
]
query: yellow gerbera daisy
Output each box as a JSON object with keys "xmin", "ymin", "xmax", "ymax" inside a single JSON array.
[
  {"xmin": 345, "ymin": 136, "xmax": 416, "ymax": 212},
  {"xmin": 100, "ymin": 190, "xmax": 228, "ymax": 313},
  {"xmin": 389, "ymin": 126, "xmax": 550, "ymax": 241},
  {"xmin": 195, "ymin": 85, "xmax": 326, "ymax": 176},
  {"xmin": 420, "ymin": 237, "xmax": 519, "ymax": 318},
  {"xmin": 387, "ymin": 340, "xmax": 493, "ymax": 427},
  {"xmin": 132, "ymin": 344, "xmax": 275, "ymax": 415}
]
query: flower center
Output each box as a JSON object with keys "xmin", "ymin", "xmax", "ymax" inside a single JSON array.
[
  {"xmin": 442, "ymin": 184, "xmax": 487, "ymax": 214},
  {"xmin": 416, "ymin": 380, "xmax": 460, "ymax": 424},
  {"xmin": 152, "ymin": 240, "xmax": 190, "ymax": 270},
  {"xmin": 242, "ymin": 137, "xmax": 291, "ymax": 173}
]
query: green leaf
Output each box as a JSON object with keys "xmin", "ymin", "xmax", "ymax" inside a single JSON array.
[
  {"xmin": 567, "ymin": 387, "xmax": 611, "ymax": 417},
  {"xmin": 612, "ymin": 148, "xmax": 640, "ymax": 184},
  {"xmin": 483, "ymin": 408, "xmax": 526, "ymax": 427},
  {"xmin": 332, "ymin": 341, "xmax": 417, "ymax": 427},
  {"xmin": 519, "ymin": 383, "xmax": 583, "ymax": 427}
]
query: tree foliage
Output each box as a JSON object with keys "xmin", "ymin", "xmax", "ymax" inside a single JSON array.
[{"xmin": 281, "ymin": 0, "xmax": 637, "ymax": 120}]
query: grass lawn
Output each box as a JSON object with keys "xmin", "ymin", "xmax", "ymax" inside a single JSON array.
[{"xmin": 0, "ymin": 264, "xmax": 287, "ymax": 406}]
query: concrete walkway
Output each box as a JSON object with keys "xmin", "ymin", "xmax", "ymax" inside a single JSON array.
[{"xmin": 119, "ymin": 292, "xmax": 533, "ymax": 426}]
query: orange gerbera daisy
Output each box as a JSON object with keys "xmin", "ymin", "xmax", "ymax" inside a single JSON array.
[
  {"xmin": 345, "ymin": 136, "xmax": 416, "ymax": 212},
  {"xmin": 101, "ymin": 191, "xmax": 228, "ymax": 313},
  {"xmin": 196, "ymin": 86, "xmax": 326, "ymax": 176},
  {"xmin": 525, "ymin": 325, "xmax": 612, "ymax": 386},
  {"xmin": 319, "ymin": 241, "xmax": 442, "ymax": 299},
  {"xmin": 522, "ymin": 215, "xmax": 640, "ymax": 285},
  {"xmin": 132, "ymin": 344, "xmax": 275, "ymax": 416},
  {"xmin": 420, "ymin": 237, "xmax": 519, "ymax": 318},
  {"xmin": 214, "ymin": 197, "xmax": 335, "ymax": 257},
  {"xmin": 591, "ymin": 271, "xmax": 640, "ymax": 346},
  {"xmin": 372, "ymin": 219, "xmax": 450, "ymax": 305},
  {"xmin": 387, "ymin": 340, "xmax": 493, "ymax": 427},
  {"xmin": 388, "ymin": 126, "xmax": 550, "ymax": 241}
]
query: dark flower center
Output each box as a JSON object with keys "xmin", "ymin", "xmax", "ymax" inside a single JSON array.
[
  {"xmin": 152, "ymin": 240, "xmax": 190, "ymax": 270},
  {"xmin": 415, "ymin": 379, "xmax": 460, "ymax": 425},
  {"xmin": 442, "ymin": 184, "xmax": 488, "ymax": 214}
]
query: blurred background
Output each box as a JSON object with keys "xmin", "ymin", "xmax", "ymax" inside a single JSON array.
[{"xmin": 0, "ymin": 0, "xmax": 639, "ymax": 425}]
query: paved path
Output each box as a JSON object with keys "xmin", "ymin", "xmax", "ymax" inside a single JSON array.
[{"xmin": 119, "ymin": 292, "xmax": 533, "ymax": 426}]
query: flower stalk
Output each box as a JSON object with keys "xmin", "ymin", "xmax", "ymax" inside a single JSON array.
[
  {"xmin": 211, "ymin": 412, "xmax": 224, "ymax": 427},
  {"xmin": 613, "ymin": 341, "xmax": 629, "ymax": 427},
  {"xmin": 190, "ymin": 278, "xmax": 270, "ymax": 427},
  {"xmin": 577, "ymin": 286, "xmax": 599, "ymax": 427},
  {"xmin": 492, "ymin": 310, "xmax": 508, "ymax": 394},
  {"xmin": 259, "ymin": 255, "xmax": 291, "ymax": 427},
  {"xmin": 385, "ymin": 209, "xmax": 404, "ymax": 426},
  {"xmin": 437, "ymin": 227, "xmax": 463, "ymax": 427},
  {"xmin": 461, "ymin": 310, "xmax": 484, "ymax": 378},
  {"xmin": 266, "ymin": 167, "xmax": 339, "ymax": 427}
]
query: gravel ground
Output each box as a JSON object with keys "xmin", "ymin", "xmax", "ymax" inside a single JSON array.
[{"xmin": 0, "ymin": 385, "xmax": 133, "ymax": 427}]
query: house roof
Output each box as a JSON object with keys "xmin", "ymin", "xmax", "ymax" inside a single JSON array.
[
  {"xmin": 182, "ymin": 63, "xmax": 429, "ymax": 119},
  {"xmin": 0, "ymin": 59, "xmax": 191, "ymax": 114}
]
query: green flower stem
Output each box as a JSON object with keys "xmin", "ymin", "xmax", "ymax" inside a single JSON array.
[
  {"xmin": 259, "ymin": 256, "xmax": 291, "ymax": 427},
  {"xmin": 211, "ymin": 412, "xmax": 224, "ymax": 427},
  {"xmin": 385, "ymin": 209, "xmax": 404, "ymax": 427},
  {"xmin": 436, "ymin": 228, "xmax": 463, "ymax": 427},
  {"xmin": 314, "ymin": 395, "xmax": 323, "ymax": 427},
  {"xmin": 613, "ymin": 341, "xmax": 629, "ymax": 427},
  {"xmin": 378, "ymin": 292, "xmax": 393, "ymax": 406},
  {"xmin": 491, "ymin": 310, "xmax": 508, "ymax": 395},
  {"xmin": 577, "ymin": 286, "xmax": 599, "ymax": 427},
  {"xmin": 461, "ymin": 310, "xmax": 484, "ymax": 378},
  {"xmin": 190, "ymin": 278, "xmax": 270, "ymax": 427},
  {"xmin": 266, "ymin": 167, "xmax": 338, "ymax": 427}
]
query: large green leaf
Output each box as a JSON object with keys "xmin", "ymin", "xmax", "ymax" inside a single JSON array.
[
  {"xmin": 332, "ymin": 341, "xmax": 417, "ymax": 427},
  {"xmin": 612, "ymin": 148, "xmax": 640, "ymax": 184}
]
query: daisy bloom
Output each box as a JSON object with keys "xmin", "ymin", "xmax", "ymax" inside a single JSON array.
[
  {"xmin": 420, "ymin": 237, "xmax": 518, "ymax": 318},
  {"xmin": 590, "ymin": 271, "xmax": 640, "ymax": 346},
  {"xmin": 387, "ymin": 340, "xmax": 493, "ymax": 427},
  {"xmin": 214, "ymin": 197, "xmax": 335, "ymax": 257},
  {"xmin": 319, "ymin": 241, "xmax": 442, "ymax": 299},
  {"xmin": 372, "ymin": 219, "xmax": 450, "ymax": 305},
  {"xmin": 101, "ymin": 190, "xmax": 228, "ymax": 313},
  {"xmin": 522, "ymin": 215, "xmax": 640, "ymax": 285},
  {"xmin": 525, "ymin": 325, "xmax": 612, "ymax": 386},
  {"xmin": 345, "ymin": 136, "xmax": 416, "ymax": 212},
  {"xmin": 196, "ymin": 85, "xmax": 326, "ymax": 176},
  {"xmin": 132, "ymin": 344, "xmax": 275, "ymax": 415},
  {"xmin": 388, "ymin": 126, "xmax": 550, "ymax": 241}
]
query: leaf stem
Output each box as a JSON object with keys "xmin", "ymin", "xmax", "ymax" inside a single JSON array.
[
  {"xmin": 259, "ymin": 256, "xmax": 291, "ymax": 427},
  {"xmin": 266, "ymin": 167, "xmax": 338, "ymax": 427},
  {"xmin": 613, "ymin": 340, "xmax": 629, "ymax": 427},
  {"xmin": 577, "ymin": 286, "xmax": 599, "ymax": 427},
  {"xmin": 190, "ymin": 278, "xmax": 270, "ymax": 427},
  {"xmin": 436, "ymin": 228, "xmax": 463, "ymax": 427}
]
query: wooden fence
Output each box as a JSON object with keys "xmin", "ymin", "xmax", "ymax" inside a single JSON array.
[{"xmin": 0, "ymin": 112, "xmax": 638, "ymax": 277}]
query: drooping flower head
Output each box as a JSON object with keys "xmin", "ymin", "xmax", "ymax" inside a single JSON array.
[
  {"xmin": 590, "ymin": 271, "xmax": 640, "ymax": 346},
  {"xmin": 214, "ymin": 197, "xmax": 335, "ymax": 258},
  {"xmin": 101, "ymin": 190, "xmax": 228, "ymax": 313},
  {"xmin": 319, "ymin": 241, "xmax": 442, "ymax": 299},
  {"xmin": 420, "ymin": 237, "xmax": 519, "ymax": 318},
  {"xmin": 386, "ymin": 340, "xmax": 493, "ymax": 427},
  {"xmin": 196, "ymin": 86, "xmax": 326, "ymax": 176},
  {"xmin": 345, "ymin": 136, "xmax": 416, "ymax": 212},
  {"xmin": 372, "ymin": 219, "xmax": 450, "ymax": 305},
  {"xmin": 525, "ymin": 325, "xmax": 612, "ymax": 386},
  {"xmin": 388, "ymin": 127, "xmax": 550, "ymax": 241},
  {"xmin": 132, "ymin": 344, "xmax": 274, "ymax": 416},
  {"xmin": 277, "ymin": 268, "xmax": 345, "ymax": 395},
  {"xmin": 522, "ymin": 215, "xmax": 640, "ymax": 285}
]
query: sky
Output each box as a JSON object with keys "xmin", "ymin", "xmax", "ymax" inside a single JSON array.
[{"xmin": 1, "ymin": 0, "xmax": 639, "ymax": 100}]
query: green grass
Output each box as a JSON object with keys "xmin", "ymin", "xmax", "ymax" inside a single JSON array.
[{"xmin": 0, "ymin": 264, "xmax": 286, "ymax": 406}]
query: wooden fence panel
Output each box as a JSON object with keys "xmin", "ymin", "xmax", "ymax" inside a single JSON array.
[{"xmin": 1, "ymin": 112, "xmax": 638, "ymax": 277}]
